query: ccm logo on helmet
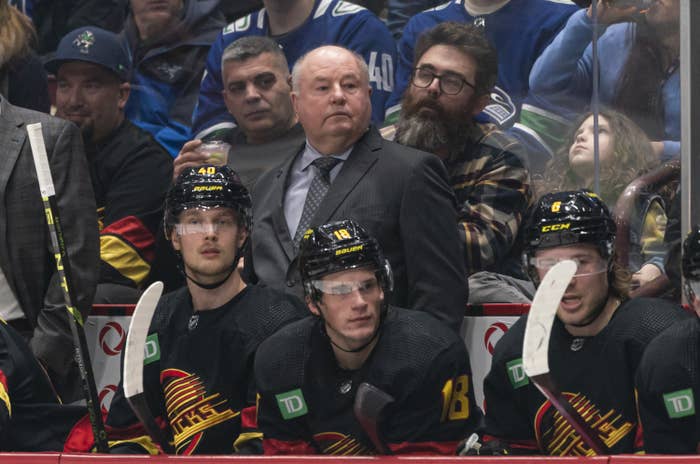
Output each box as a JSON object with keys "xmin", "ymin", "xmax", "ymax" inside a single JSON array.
[
  {"xmin": 541, "ymin": 223, "xmax": 571, "ymax": 233},
  {"xmin": 192, "ymin": 185, "xmax": 223, "ymax": 192},
  {"xmin": 335, "ymin": 245, "xmax": 364, "ymax": 256}
]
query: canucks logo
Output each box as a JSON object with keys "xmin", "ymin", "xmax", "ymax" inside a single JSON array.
[{"xmin": 73, "ymin": 30, "xmax": 95, "ymax": 54}]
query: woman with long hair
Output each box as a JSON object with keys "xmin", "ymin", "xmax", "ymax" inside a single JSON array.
[
  {"xmin": 0, "ymin": 0, "xmax": 49, "ymax": 112},
  {"xmin": 536, "ymin": 108, "xmax": 667, "ymax": 287},
  {"xmin": 528, "ymin": 0, "xmax": 680, "ymax": 162}
]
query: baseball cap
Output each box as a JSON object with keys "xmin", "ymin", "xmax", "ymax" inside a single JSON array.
[{"xmin": 45, "ymin": 27, "xmax": 131, "ymax": 81}]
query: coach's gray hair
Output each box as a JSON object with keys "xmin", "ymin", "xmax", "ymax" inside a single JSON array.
[
  {"xmin": 290, "ymin": 45, "xmax": 369, "ymax": 92},
  {"xmin": 221, "ymin": 36, "xmax": 289, "ymax": 79}
]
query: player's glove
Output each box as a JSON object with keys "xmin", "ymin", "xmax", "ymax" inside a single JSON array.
[{"xmin": 457, "ymin": 433, "xmax": 511, "ymax": 456}]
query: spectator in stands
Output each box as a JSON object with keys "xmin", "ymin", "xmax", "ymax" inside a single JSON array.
[
  {"xmin": 191, "ymin": 0, "xmax": 396, "ymax": 139},
  {"xmin": 527, "ymin": 0, "xmax": 680, "ymax": 162},
  {"xmin": 386, "ymin": 0, "xmax": 579, "ymax": 130},
  {"xmin": 0, "ymin": 98, "xmax": 98, "ymax": 402},
  {"xmin": 536, "ymin": 109, "xmax": 666, "ymax": 287},
  {"xmin": 103, "ymin": 166, "xmax": 305, "ymax": 454},
  {"xmin": 0, "ymin": 318, "xmax": 86, "ymax": 451},
  {"xmin": 635, "ymin": 225, "xmax": 700, "ymax": 454},
  {"xmin": 386, "ymin": 0, "xmax": 442, "ymax": 40},
  {"xmin": 0, "ymin": 0, "xmax": 49, "ymax": 112},
  {"xmin": 250, "ymin": 45, "xmax": 468, "ymax": 333},
  {"xmin": 217, "ymin": 0, "xmax": 261, "ymax": 22},
  {"xmin": 255, "ymin": 220, "xmax": 482, "ymax": 455},
  {"xmin": 392, "ymin": 22, "xmax": 532, "ymax": 302},
  {"xmin": 173, "ymin": 36, "xmax": 303, "ymax": 191},
  {"xmin": 476, "ymin": 190, "xmax": 688, "ymax": 456},
  {"xmin": 123, "ymin": 0, "xmax": 225, "ymax": 156},
  {"xmin": 21, "ymin": 0, "xmax": 127, "ymax": 56},
  {"xmin": 47, "ymin": 27, "xmax": 172, "ymax": 303}
]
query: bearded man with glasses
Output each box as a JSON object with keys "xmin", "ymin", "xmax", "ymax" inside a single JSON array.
[{"xmin": 391, "ymin": 21, "xmax": 532, "ymax": 302}]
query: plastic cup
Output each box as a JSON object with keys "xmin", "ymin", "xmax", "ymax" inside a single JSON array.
[{"xmin": 197, "ymin": 141, "xmax": 230, "ymax": 166}]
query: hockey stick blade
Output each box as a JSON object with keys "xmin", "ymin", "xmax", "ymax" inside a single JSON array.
[
  {"xmin": 123, "ymin": 281, "xmax": 174, "ymax": 453},
  {"xmin": 522, "ymin": 259, "xmax": 606, "ymax": 455},
  {"xmin": 522, "ymin": 260, "xmax": 576, "ymax": 377},
  {"xmin": 353, "ymin": 382, "xmax": 395, "ymax": 454},
  {"xmin": 27, "ymin": 123, "xmax": 109, "ymax": 452}
]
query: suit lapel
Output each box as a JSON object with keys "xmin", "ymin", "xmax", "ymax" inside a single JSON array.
[
  {"xmin": 0, "ymin": 100, "xmax": 28, "ymax": 292},
  {"xmin": 270, "ymin": 144, "xmax": 304, "ymax": 262},
  {"xmin": 313, "ymin": 127, "xmax": 381, "ymax": 224}
]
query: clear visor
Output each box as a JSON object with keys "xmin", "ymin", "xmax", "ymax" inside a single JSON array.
[
  {"xmin": 311, "ymin": 277, "xmax": 380, "ymax": 297},
  {"xmin": 173, "ymin": 207, "xmax": 238, "ymax": 235},
  {"xmin": 529, "ymin": 256, "xmax": 608, "ymax": 277}
]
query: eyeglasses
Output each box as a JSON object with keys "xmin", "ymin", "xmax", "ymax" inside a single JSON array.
[
  {"xmin": 311, "ymin": 277, "xmax": 380, "ymax": 297},
  {"xmin": 529, "ymin": 256, "xmax": 608, "ymax": 277},
  {"xmin": 411, "ymin": 67, "xmax": 475, "ymax": 95}
]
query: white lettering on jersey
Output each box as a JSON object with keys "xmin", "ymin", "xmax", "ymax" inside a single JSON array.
[
  {"xmin": 368, "ymin": 52, "xmax": 394, "ymax": 92},
  {"xmin": 223, "ymin": 14, "xmax": 251, "ymax": 34}
]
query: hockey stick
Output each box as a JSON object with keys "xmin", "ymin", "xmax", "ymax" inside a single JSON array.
[
  {"xmin": 353, "ymin": 382, "xmax": 395, "ymax": 454},
  {"xmin": 26, "ymin": 123, "xmax": 109, "ymax": 453},
  {"xmin": 522, "ymin": 259, "xmax": 607, "ymax": 455},
  {"xmin": 123, "ymin": 281, "xmax": 174, "ymax": 453}
]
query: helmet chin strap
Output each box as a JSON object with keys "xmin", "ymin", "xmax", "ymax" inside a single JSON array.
[{"xmin": 177, "ymin": 242, "xmax": 246, "ymax": 291}]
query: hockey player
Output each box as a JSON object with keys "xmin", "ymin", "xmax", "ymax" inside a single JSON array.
[
  {"xmin": 386, "ymin": 0, "xmax": 579, "ymax": 128},
  {"xmin": 635, "ymin": 225, "xmax": 700, "ymax": 454},
  {"xmin": 478, "ymin": 190, "xmax": 688, "ymax": 455},
  {"xmin": 191, "ymin": 0, "xmax": 396, "ymax": 138},
  {"xmin": 100, "ymin": 166, "xmax": 307, "ymax": 454},
  {"xmin": 254, "ymin": 219, "xmax": 482, "ymax": 455}
]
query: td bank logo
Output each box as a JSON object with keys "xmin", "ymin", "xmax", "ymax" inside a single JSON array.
[
  {"xmin": 664, "ymin": 389, "xmax": 695, "ymax": 419},
  {"xmin": 506, "ymin": 358, "xmax": 529, "ymax": 389},
  {"xmin": 276, "ymin": 388, "xmax": 308, "ymax": 420},
  {"xmin": 144, "ymin": 333, "xmax": 160, "ymax": 365}
]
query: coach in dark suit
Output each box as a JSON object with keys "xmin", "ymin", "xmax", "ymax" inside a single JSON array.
[
  {"xmin": 249, "ymin": 45, "xmax": 467, "ymax": 332},
  {"xmin": 0, "ymin": 98, "xmax": 99, "ymax": 399}
]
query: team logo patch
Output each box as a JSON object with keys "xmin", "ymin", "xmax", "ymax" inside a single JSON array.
[
  {"xmin": 144, "ymin": 333, "xmax": 160, "ymax": 365},
  {"xmin": 188, "ymin": 314, "xmax": 199, "ymax": 331},
  {"xmin": 506, "ymin": 358, "xmax": 529, "ymax": 389},
  {"xmin": 663, "ymin": 389, "xmax": 695, "ymax": 419},
  {"xmin": 276, "ymin": 388, "xmax": 308, "ymax": 419},
  {"xmin": 73, "ymin": 30, "xmax": 95, "ymax": 54}
]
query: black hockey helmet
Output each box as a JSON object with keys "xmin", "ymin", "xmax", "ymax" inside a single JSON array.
[
  {"xmin": 165, "ymin": 165, "xmax": 252, "ymax": 233},
  {"xmin": 297, "ymin": 220, "xmax": 393, "ymax": 301},
  {"xmin": 522, "ymin": 190, "xmax": 616, "ymax": 282}
]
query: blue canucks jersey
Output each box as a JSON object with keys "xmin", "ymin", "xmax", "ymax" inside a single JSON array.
[
  {"xmin": 386, "ymin": 0, "xmax": 578, "ymax": 127},
  {"xmin": 192, "ymin": 0, "xmax": 397, "ymax": 138}
]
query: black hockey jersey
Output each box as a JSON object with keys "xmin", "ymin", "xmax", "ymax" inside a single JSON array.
[
  {"xmin": 636, "ymin": 315, "xmax": 700, "ymax": 454},
  {"xmin": 254, "ymin": 307, "xmax": 482, "ymax": 455},
  {"xmin": 105, "ymin": 285, "xmax": 306, "ymax": 454},
  {"xmin": 483, "ymin": 297, "xmax": 689, "ymax": 455}
]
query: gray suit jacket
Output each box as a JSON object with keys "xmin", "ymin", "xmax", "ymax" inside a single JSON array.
[
  {"xmin": 250, "ymin": 126, "xmax": 467, "ymax": 332},
  {"xmin": 0, "ymin": 99, "xmax": 99, "ymax": 376}
]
